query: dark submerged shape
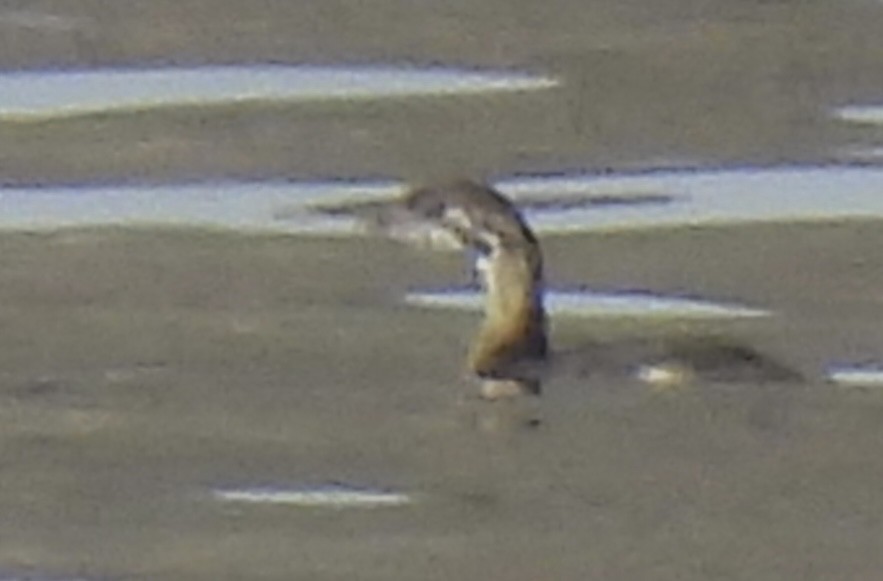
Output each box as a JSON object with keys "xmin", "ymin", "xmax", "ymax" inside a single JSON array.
[{"xmin": 375, "ymin": 179, "xmax": 799, "ymax": 398}]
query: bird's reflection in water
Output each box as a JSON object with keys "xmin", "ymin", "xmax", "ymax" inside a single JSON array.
[{"xmin": 361, "ymin": 179, "xmax": 800, "ymax": 428}]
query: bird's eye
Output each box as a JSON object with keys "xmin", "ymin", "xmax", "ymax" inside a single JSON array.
[
  {"xmin": 404, "ymin": 190, "xmax": 445, "ymax": 218},
  {"xmin": 472, "ymin": 238, "xmax": 493, "ymax": 256}
]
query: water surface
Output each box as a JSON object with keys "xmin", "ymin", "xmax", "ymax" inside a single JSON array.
[
  {"xmin": 833, "ymin": 104, "xmax": 883, "ymax": 125},
  {"xmin": 405, "ymin": 288, "xmax": 769, "ymax": 319},
  {"xmin": 6, "ymin": 166, "xmax": 883, "ymax": 235},
  {"xmin": 4, "ymin": 1, "xmax": 883, "ymax": 579},
  {"xmin": 0, "ymin": 65, "xmax": 557, "ymax": 119}
]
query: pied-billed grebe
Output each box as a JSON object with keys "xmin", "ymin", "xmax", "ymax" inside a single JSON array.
[
  {"xmin": 372, "ymin": 179, "xmax": 799, "ymax": 399},
  {"xmin": 403, "ymin": 181, "xmax": 549, "ymax": 398}
]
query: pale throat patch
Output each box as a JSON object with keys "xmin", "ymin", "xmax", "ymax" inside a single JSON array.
[
  {"xmin": 471, "ymin": 235, "xmax": 503, "ymax": 291},
  {"xmin": 474, "ymin": 253, "xmax": 491, "ymax": 277}
]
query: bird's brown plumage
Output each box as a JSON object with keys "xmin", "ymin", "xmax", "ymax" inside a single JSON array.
[{"xmin": 372, "ymin": 179, "xmax": 800, "ymax": 398}]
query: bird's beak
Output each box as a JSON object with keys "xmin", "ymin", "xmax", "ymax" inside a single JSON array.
[{"xmin": 368, "ymin": 203, "xmax": 466, "ymax": 251}]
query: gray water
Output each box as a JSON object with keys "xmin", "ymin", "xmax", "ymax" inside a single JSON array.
[{"xmin": 3, "ymin": 2, "xmax": 883, "ymax": 579}]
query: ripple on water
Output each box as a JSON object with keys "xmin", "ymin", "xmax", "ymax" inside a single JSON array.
[
  {"xmin": 0, "ymin": 9, "xmax": 91, "ymax": 32},
  {"xmin": 0, "ymin": 571, "xmax": 104, "ymax": 581},
  {"xmin": 7, "ymin": 166, "xmax": 883, "ymax": 234},
  {"xmin": 211, "ymin": 483, "xmax": 413, "ymax": 508},
  {"xmin": 404, "ymin": 289, "xmax": 770, "ymax": 319},
  {"xmin": 836, "ymin": 146, "xmax": 883, "ymax": 162},
  {"xmin": 826, "ymin": 365, "xmax": 883, "ymax": 387},
  {"xmin": 507, "ymin": 166, "xmax": 883, "ymax": 233},
  {"xmin": 283, "ymin": 165, "xmax": 883, "ymax": 235},
  {"xmin": 832, "ymin": 104, "xmax": 883, "ymax": 125},
  {"xmin": 0, "ymin": 181, "xmax": 399, "ymax": 232},
  {"xmin": 0, "ymin": 65, "xmax": 558, "ymax": 119}
]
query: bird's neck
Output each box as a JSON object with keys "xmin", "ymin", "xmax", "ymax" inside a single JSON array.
[{"xmin": 468, "ymin": 244, "xmax": 548, "ymax": 376}]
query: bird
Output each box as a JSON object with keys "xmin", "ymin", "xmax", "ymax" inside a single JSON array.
[{"xmin": 364, "ymin": 179, "xmax": 800, "ymax": 399}]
